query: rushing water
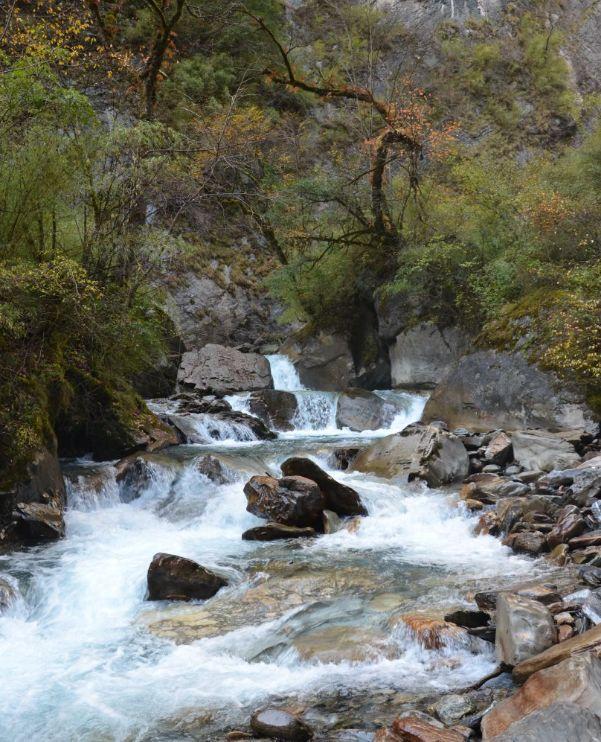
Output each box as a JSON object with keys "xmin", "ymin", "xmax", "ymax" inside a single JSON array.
[{"xmin": 0, "ymin": 356, "xmax": 543, "ymax": 741}]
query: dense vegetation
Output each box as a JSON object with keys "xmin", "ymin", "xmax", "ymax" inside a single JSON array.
[{"xmin": 1, "ymin": 0, "xmax": 600, "ymax": 486}]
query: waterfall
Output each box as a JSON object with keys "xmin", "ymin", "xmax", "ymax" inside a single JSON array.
[{"xmin": 266, "ymin": 354, "xmax": 305, "ymax": 391}]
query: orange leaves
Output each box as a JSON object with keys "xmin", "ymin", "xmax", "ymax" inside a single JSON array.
[{"xmin": 523, "ymin": 189, "xmax": 575, "ymax": 236}]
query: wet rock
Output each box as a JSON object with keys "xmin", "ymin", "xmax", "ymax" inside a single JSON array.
[
  {"xmin": 375, "ymin": 715, "xmax": 464, "ymax": 741},
  {"xmin": 177, "ymin": 344, "xmax": 273, "ymax": 394},
  {"xmin": 0, "ymin": 578, "xmax": 17, "ymax": 613},
  {"xmin": 495, "ymin": 593, "xmax": 556, "ymax": 665},
  {"xmin": 392, "ymin": 613, "xmax": 471, "ymax": 650},
  {"xmin": 512, "ymin": 430, "xmax": 580, "ymax": 473},
  {"xmin": 335, "ymin": 389, "xmax": 398, "ymax": 431},
  {"xmin": 244, "ymin": 475, "xmax": 325, "ymax": 529},
  {"xmin": 547, "ymin": 506, "xmax": 586, "ymax": 548},
  {"xmin": 166, "ymin": 409, "xmax": 276, "ymax": 443},
  {"xmin": 352, "ymin": 424, "xmax": 468, "ymax": 485},
  {"xmin": 248, "ymin": 390, "xmax": 298, "ymax": 431},
  {"xmin": 461, "ymin": 474, "xmax": 529, "ymax": 504},
  {"xmin": 328, "ymin": 448, "xmax": 360, "ymax": 471},
  {"xmin": 389, "ymin": 322, "xmax": 471, "ymax": 389},
  {"xmin": 293, "ymin": 625, "xmax": 394, "ymax": 663},
  {"xmin": 13, "ymin": 502, "xmax": 64, "ymax": 543},
  {"xmin": 482, "ymin": 464, "xmax": 502, "ymax": 473},
  {"xmin": 506, "ymin": 531, "xmax": 547, "ymax": 556},
  {"xmin": 322, "ymin": 509, "xmax": 343, "ymax": 534},
  {"xmin": 516, "ymin": 470, "xmax": 544, "ymax": 484},
  {"xmin": 482, "ymin": 654, "xmax": 601, "ymax": 738},
  {"xmin": 512, "ymin": 623, "xmax": 601, "ymax": 682},
  {"xmin": 194, "ymin": 454, "xmax": 233, "ymax": 484},
  {"xmin": 569, "ymin": 530, "xmax": 601, "ymax": 549},
  {"xmin": 579, "ymin": 565, "xmax": 601, "ymax": 587},
  {"xmin": 421, "ymin": 350, "xmax": 597, "ymax": 434},
  {"xmin": 115, "ymin": 456, "xmax": 154, "ymax": 502},
  {"xmin": 557, "ymin": 624, "xmax": 575, "ymax": 642},
  {"xmin": 485, "ymin": 701, "xmax": 601, "ymax": 742},
  {"xmin": 250, "ymin": 708, "xmax": 313, "ymax": 741},
  {"xmin": 582, "ymin": 588, "xmax": 601, "ymax": 624},
  {"xmin": 444, "ymin": 609, "xmax": 490, "ymax": 629},
  {"xmin": 280, "ymin": 332, "xmax": 355, "ymax": 391},
  {"xmin": 241, "ymin": 523, "xmax": 316, "ymax": 541},
  {"xmin": 146, "ymin": 553, "xmax": 227, "ymax": 601},
  {"xmin": 280, "ymin": 458, "xmax": 367, "ymax": 516},
  {"xmin": 433, "ymin": 694, "xmax": 476, "ymax": 726}
]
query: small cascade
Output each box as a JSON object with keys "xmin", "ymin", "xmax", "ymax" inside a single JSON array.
[{"xmin": 267, "ymin": 354, "xmax": 304, "ymax": 391}]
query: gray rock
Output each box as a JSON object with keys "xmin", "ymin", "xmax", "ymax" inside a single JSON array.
[
  {"xmin": 241, "ymin": 523, "xmax": 316, "ymax": 541},
  {"xmin": 248, "ymin": 390, "xmax": 298, "ymax": 431},
  {"xmin": 280, "ymin": 332, "xmax": 354, "ymax": 391},
  {"xmin": 115, "ymin": 456, "xmax": 154, "ymax": 502},
  {"xmin": 495, "ymin": 593, "xmax": 556, "ymax": 666},
  {"xmin": 422, "ymin": 350, "xmax": 596, "ymax": 434},
  {"xmin": 13, "ymin": 502, "xmax": 65, "ymax": 543},
  {"xmin": 146, "ymin": 552, "xmax": 227, "ymax": 601},
  {"xmin": 194, "ymin": 455, "xmax": 234, "ymax": 484},
  {"xmin": 389, "ymin": 322, "xmax": 471, "ymax": 388},
  {"xmin": 335, "ymin": 389, "xmax": 398, "ymax": 431},
  {"xmin": 322, "ymin": 509, "xmax": 343, "ymax": 533},
  {"xmin": 250, "ymin": 708, "xmax": 313, "ymax": 741},
  {"xmin": 0, "ymin": 578, "xmax": 17, "ymax": 613},
  {"xmin": 512, "ymin": 430, "xmax": 581, "ymax": 473},
  {"xmin": 352, "ymin": 423, "xmax": 469, "ymax": 486},
  {"xmin": 484, "ymin": 432, "xmax": 513, "ymax": 466},
  {"xmin": 177, "ymin": 344, "xmax": 273, "ymax": 394},
  {"xmin": 433, "ymin": 693, "xmax": 476, "ymax": 726},
  {"xmin": 483, "ymin": 464, "xmax": 502, "ymax": 473},
  {"xmin": 582, "ymin": 588, "xmax": 601, "ymax": 624},
  {"xmin": 489, "ymin": 702, "xmax": 601, "ymax": 742}
]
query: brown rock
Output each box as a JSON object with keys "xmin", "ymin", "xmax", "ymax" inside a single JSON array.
[
  {"xmin": 280, "ymin": 457, "xmax": 367, "ymax": 516},
  {"xmin": 13, "ymin": 502, "xmax": 64, "ymax": 543},
  {"xmin": 241, "ymin": 523, "xmax": 316, "ymax": 541},
  {"xmin": 482, "ymin": 653, "xmax": 601, "ymax": 739},
  {"xmin": 375, "ymin": 715, "xmax": 465, "ymax": 741},
  {"xmin": 558, "ymin": 624, "xmax": 574, "ymax": 642},
  {"xmin": 507, "ymin": 531, "xmax": 547, "ymax": 555},
  {"xmin": 569, "ymin": 530, "xmax": 601, "ymax": 549},
  {"xmin": 243, "ymin": 475, "xmax": 325, "ymax": 529},
  {"xmin": 393, "ymin": 613, "xmax": 468, "ymax": 650},
  {"xmin": 147, "ymin": 553, "xmax": 227, "ymax": 601},
  {"xmin": 250, "ymin": 708, "xmax": 313, "ymax": 741},
  {"xmin": 512, "ymin": 623, "xmax": 601, "ymax": 682},
  {"xmin": 484, "ymin": 432, "xmax": 513, "ymax": 466},
  {"xmin": 547, "ymin": 506, "xmax": 586, "ymax": 548}
]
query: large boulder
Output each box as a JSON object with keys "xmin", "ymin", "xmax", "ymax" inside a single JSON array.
[
  {"xmin": 512, "ymin": 430, "xmax": 580, "ymax": 472},
  {"xmin": 1, "ymin": 446, "xmax": 66, "ymax": 546},
  {"xmin": 244, "ymin": 475, "xmax": 325, "ymax": 529},
  {"xmin": 177, "ymin": 344, "xmax": 273, "ymax": 394},
  {"xmin": 248, "ymin": 389, "xmax": 298, "ymax": 431},
  {"xmin": 335, "ymin": 389, "xmax": 399, "ymax": 431},
  {"xmin": 146, "ymin": 553, "xmax": 227, "ymax": 601},
  {"xmin": 280, "ymin": 457, "xmax": 367, "ymax": 516},
  {"xmin": 422, "ymin": 350, "xmax": 597, "ymax": 433},
  {"xmin": 482, "ymin": 654, "xmax": 601, "ymax": 739},
  {"xmin": 495, "ymin": 593, "xmax": 556, "ymax": 666},
  {"xmin": 352, "ymin": 423, "xmax": 469, "ymax": 486},
  {"xmin": 486, "ymin": 702, "xmax": 601, "ymax": 742},
  {"xmin": 280, "ymin": 332, "xmax": 355, "ymax": 390},
  {"xmin": 165, "ymin": 409, "xmax": 276, "ymax": 443},
  {"xmin": 389, "ymin": 322, "xmax": 471, "ymax": 388}
]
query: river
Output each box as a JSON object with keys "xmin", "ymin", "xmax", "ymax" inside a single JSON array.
[{"xmin": 0, "ymin": 356, "xmax": 538, "ymax": 740}]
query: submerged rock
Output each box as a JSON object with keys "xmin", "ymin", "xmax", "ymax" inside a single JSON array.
[
  {"xmin": 375, "ymin": 714, "xmax": 464, "ymax": 741},
  {"xmin": 166, "ymin": 409, "xmax": 276, "ymax": 443},
  {"xmin": 116, "ymin": 455, "xmax": 155, "ymax": 502},
  {"xmin": 146, "ymin": 552, "xmax": 227, "ymax": 601},
  {"xmin": 250, "ymin": 708, "xmax": 313, "ymax": 741},
  {"xmin": 280, "ymin": 457, "xmax": 367, "ymax": 516},
  {"xmin": 177, "ymin": 344, "xmax": 273, "ymax": 394},
  {"xmin": 482, "ymin": 654, "xmax": 601, "ymax": 739},
  {"xmin": 241, "ymin": 523, "xmax": 316, "ymax": 541},
  {"xmin": 0, "ymin": 578, "xmax": 17, "ymax": 613},
  {"xmin": 194, "ymin": 454, "xmax": 234, "ymax": 484},
  {"xmin": 244, "ymin": 475, "xmax": 325, "ymax": 529}
]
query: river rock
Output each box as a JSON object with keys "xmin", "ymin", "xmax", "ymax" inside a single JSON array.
[
  {"xmin": 482, "ymin": 653, "xmax": 601, "ymax": 739},
  {"xmin": 433, "ymin": 694, "xmax": 476, "ymax": 726},
  {"xmin": 0, "ymin": 578, "xmax": 17, "ymax": 613},
  {"xmin": 280, "ymin": 458, "xmax": 367, "ymax": 516},
  {"xmin": 177, "ymin": 344, "xmax": 273, "ymax": 394},
  {"xmin": 194, "ymin": 454, "xmax": 234, "ymax": 484},
  {"xmin": 166, "ymin": 409, "xmax": 276, "ymax": 443},
  {"xmin": 335, "ymin": 389, "xmax": 397, "ymax": 431},
  {"xmin": 485, "ymin": 702, "xmax": 601, "ymax": 742},
  {"xmin": 484, "ymin": 432, "xmax": 513, "ymax": 466},
  {"xmin": 13, "ymin": 502, "xmax": 65, "ymax": 543},
  {"xmin": 391, "ymin": 613, "xmax": 471, "ymax": 650},
  {"xmin": 241, "ymin": 523, "xmax": 316, "ymax": 541},
  {"xmin": 512, "ymin": 430, "xmax": 580, "ymax": 472},
  {"xmin": 352, "ymin": 423, "xmax": 468, "ymax": 485},
  {"xmin": 116, "ymin": 456, "xmax": 154, "ymax": 502},
  {"xmin": 250, "ymin": 708, "xmax": 313, "ymax": 741},
  {"xmin": 506, "ymin": 531, "xmax": 547, "ymax": 556},
  {"xmin": 248, "ymin": 390, "xmax": 298, "ymax": 431},
  {"xmin": 244, "ymin": 475, "xmax": 325, "ymax": 529},
  {"xmin": 280, "ymin": 332, "xmax": 355, "ymax": 390},
  {"xmin": 146, "ymin": 553, "xmax": 227, "ymax": 601},
  {"xmin": 422, "ymin": 350, "xmax": 597, "ymax": 433},
  {"xmin": 547, "ymin": 505, "xmax": 586, "ymax": 548},
  {"xmin": 512, "ymin": 623, "xmax": 601, "ymax": 682},
  {"xmin": 389, "ymin": 322, "xmax": 471, "ymax": 389},
  {"xmin": 375, "ymin": 715, "xmax": 465, "ymax": 741},
  {"xmin": 495, "ymin": 593, "xmax": 556, "ymax": 666}
]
